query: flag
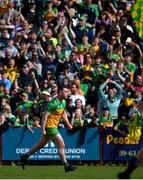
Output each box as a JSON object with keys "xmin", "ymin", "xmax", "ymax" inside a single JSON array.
[{"xmin": 131, "ymin": 0, "xmax": 143, "ymax": 39}]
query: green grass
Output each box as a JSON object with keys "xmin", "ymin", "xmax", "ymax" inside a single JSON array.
[{"xmin": 0, "ymin": 165, "xmax": 142, "ymax": 179}]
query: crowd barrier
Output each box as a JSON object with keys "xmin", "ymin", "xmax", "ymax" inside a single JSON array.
[{"xmin": 1, "ymin": 127, "xmax": 143, "ymax": 162}]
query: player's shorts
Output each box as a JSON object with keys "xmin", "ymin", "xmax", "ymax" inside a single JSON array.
[{"xmin": 45, "ymin": 128, "xmax": 59, "ymax": 138}]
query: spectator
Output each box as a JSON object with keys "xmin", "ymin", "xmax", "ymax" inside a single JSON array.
[
  {"xmin": 114, "ymin": 113, "xmax": 129, "ymax": 136},
  {"xmin": 84, "ymin": 106, "xmax": 97, "ymax": 127},
  {"xmin": 14, "ymin": 64, "xmax": 34, "ymax": 89},
  {"xmin": 32, "ymin": 90, "xmax": 51, "ymax": 125},
  {"xmin": 98, "ymin": 79, "xmax": 122, "ymax": 120},
  {"xmin": 71, "ymin": 108, "xmax": 83, "ymax": 128},
  {"xmin": 123, "ymin": 52, "xmax": 137, "ymax": 82},
  {"xmin": 99, "ymin": 106, "xmax": 113, "ymax": 128},
  {"xmin": 50, "ymin": 83, "xmax": 58, "ymax": 98},
  {"xmin": 0, "ymin": 69, "xmax": 12, "ymax": 90},
  {"xmin": 15, "ymin": 92, "xmax": 34, "ymax": 129},
  {"xmin": 69, "ymin": 82, "xmax": 86, "ymax": 108},
  {"xmin": 129, "ymin": 75, "xmax": 143, "ymax": 93},
  {"xmin": 81, "ymin": 53, "xmax": 94, "ymax": 84},
  {"xmin": 4, "ymin": 58, "xmax": 18, "ymax": 83}
]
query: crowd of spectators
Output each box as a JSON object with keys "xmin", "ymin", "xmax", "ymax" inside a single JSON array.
[{"xmin": 0, "ymin": 0, "xmax": 143, "ymax": 140}]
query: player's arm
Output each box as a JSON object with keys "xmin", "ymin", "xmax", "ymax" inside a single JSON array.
[
  {"xmin": 41, "ymin": 111, "xmax": 50, "ymax": 135},
  {"xmin": 62, "ymin": 111, "xmax": 72, "ymax": 129}
]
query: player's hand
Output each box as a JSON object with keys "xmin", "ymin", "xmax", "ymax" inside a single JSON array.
[
  {"xmin": 67, "ymin": 124, "xmax": 73, "ymax": 129},
  {"xmin": 42, "ymin": 129, "xmax": 46, "ymax": 135}
]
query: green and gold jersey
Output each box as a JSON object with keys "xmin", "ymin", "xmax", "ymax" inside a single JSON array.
[{"xmin": 46, "ymin": 98, "xmax": 66, "ymax": 128}]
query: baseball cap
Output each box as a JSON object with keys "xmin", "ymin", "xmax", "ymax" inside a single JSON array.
[
  {"xmin": 102, "ymin": 106, "xmax": 109, "ymax": 111},
  {"xmin": 22, "ymin": 92, "xmax": 29, "ymax": 97},
  {"xmin": 79, "ymin": 15, "xmax": 87, "ymax": 21},
  {"xmin": 41, "ymin": 90, "xmax": 51, "ymax": 96}
]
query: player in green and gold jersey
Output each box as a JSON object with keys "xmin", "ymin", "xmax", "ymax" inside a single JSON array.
[{"xmin": 20, "ymin": 87, "xmax": 77, "ymax": 172}]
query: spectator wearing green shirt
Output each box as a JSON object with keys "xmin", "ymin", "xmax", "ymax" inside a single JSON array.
[
  {"xmin": 71, "ymin": 108, "xmax": 83, "ymax": 128},
  {"xmin": 123, "ymin": 53, "xmax": 136, "ymax": 82},
  {"xmin": 16, "ymin": 92, "xmax": 33, "ymax": 127},
  {"xmin": 114, "ymin": 113, "xmax": 129, "ymax": 136},
  {"xmin": 93, "ymin": 55, "xmax": 108, "ymax": 82}
]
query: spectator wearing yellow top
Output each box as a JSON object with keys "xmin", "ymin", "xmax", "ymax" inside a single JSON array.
[
  {"xmin": 81, "ymin": 53, "xmax": 94, "ymax": 84},
  {"xmin": 4, "ymin": 58, "xmax": 18, "ymax": 83}
]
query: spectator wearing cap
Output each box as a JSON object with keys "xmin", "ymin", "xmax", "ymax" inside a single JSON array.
[
  {"xmin": 80, "ymin": 0, "xmax": 100, "ymax": 25},
  {"xmin": 73, "ymin": 15, "xmax": 93, "ymax": 44},
  {"xmin": 32, "ymin": 90, "xmax": 51, "ymax": 125},
  {"xmin": 99, "ymin": 106, "xmax": 113, "ymax": 127},
  {"xmin": 98, "ymin": 79, "xmax": 122, "ymax": 120}
]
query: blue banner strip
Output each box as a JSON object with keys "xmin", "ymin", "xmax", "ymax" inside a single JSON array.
[{"xmin": 2, "ymin": 127, "xmax": 100, "ymax": 160}]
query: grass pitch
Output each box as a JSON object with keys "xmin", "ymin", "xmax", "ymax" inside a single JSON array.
[{"xmin": 0, "ymin": 165, "xmax": 142, "ymax": 179}]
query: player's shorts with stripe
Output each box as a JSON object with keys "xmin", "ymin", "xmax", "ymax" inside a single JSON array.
[{"xmin": 45, "ymin": 127, "xmax": 59, "ymax": 138}]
